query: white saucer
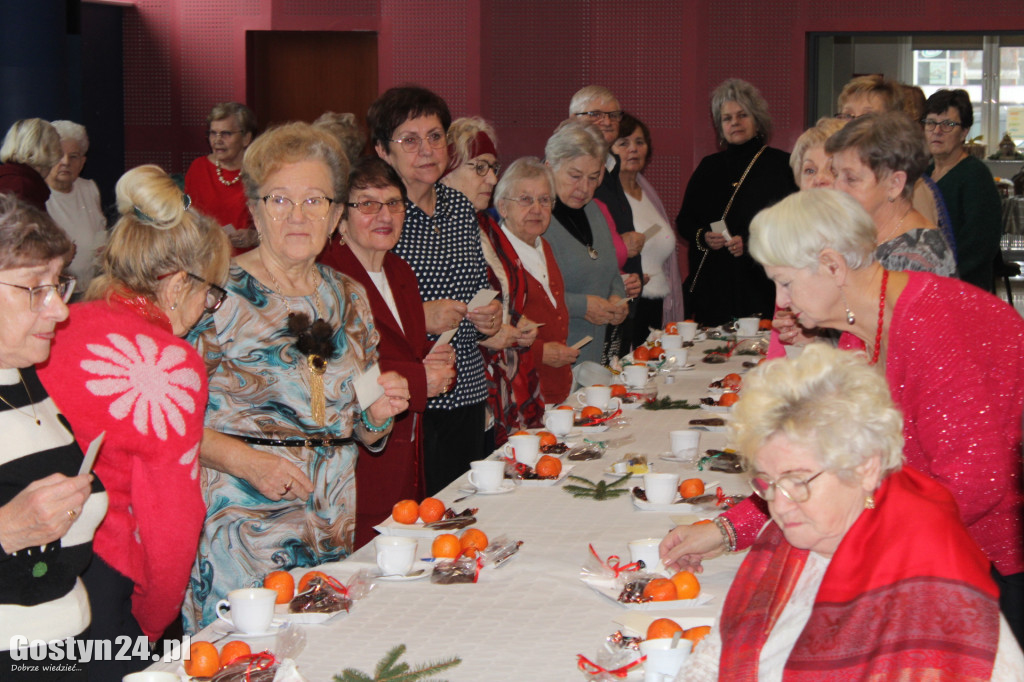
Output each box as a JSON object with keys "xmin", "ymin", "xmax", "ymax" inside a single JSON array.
[
  {"xmin": 376, "ymin": 560, "xmax": 434, "ymax": 581},
  {"xmin": 211, "ymin": 619, "xmax": 283, "ymax": 637},
  {"xmin": 459, "ymin": 481, "xmax": 515, "ymax": 496}
]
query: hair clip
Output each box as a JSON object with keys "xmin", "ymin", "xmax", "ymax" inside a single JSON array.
[{"xmin": 133, "ymin": 193, "xmax": 192, "ymax": 227}]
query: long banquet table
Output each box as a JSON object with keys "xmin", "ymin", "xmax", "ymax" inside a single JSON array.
[{"xmin": 153, "ymin": 339, "xmax": 756, "ymax": 681}]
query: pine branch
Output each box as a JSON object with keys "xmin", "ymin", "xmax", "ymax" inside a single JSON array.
[
  {"xmin": 335, "ymin": 645, "xmax": 461, "ymax": 682},
  {"xmin": 641, "ymin": 396, "xmax": 701, "ymax": 410}
]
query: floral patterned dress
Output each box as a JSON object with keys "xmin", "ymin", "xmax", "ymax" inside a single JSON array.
[{"xmin": 182, "ymin": 263, "xmax": 379, "ymax": 632}]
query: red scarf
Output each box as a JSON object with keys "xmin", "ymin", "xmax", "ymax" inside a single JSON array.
[{"xmin": 719, "ymin": 466, "xmax": 999, "ymax": 681}]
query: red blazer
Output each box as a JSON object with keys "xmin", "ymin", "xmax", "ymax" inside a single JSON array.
[
  {"xmin": 522, "ymin": 239, "xmax": 572, "ymax": 404},
  {"xmin": 319, "ymin": 240, "xmax": 430, "ymax": 546}
]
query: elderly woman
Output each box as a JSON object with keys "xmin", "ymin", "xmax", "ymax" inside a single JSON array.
[
  {"xmin": 441, "ymin": 117, "xmax": 542, "ymax": 445},
  {"xmin": 182, "ymin": 123, "xmax": 409, "ymax": 631},
  {"xmin": 44, "ymin": 121, "xmax": 107, "ymax": 295},
  {"xmin": 39, "ymin": 165, "xmax": 229, "ymax": 677},
  {"xmin": 0, "ymin": 195, "xmax": 106, "ymax": 676},
  {"xmin": 368, "ymin": 86, "xmax": 502, "ymax": 494},
  {"xmin": 543, "ymin": 119, "xmax": 628, "ymax": 366},
  {"xmin": 0, "ymin": 118, "xmax": 61, "ymax": 211},
  {"xmin": 681, "ymin": 344, "xmax": 1023, "ymax": 681},
  {"xmin": 319, "ymin": 157, "xmax": 454, "ymax": 547},
  {"xmin": 662, "ymin": 189, "xmax": 1024, "ymax": 646},
  {"xmin": 924, "ymin": 89, "xmax": 1003, "ymax": 290},
  {"xmin": 788, "ymin": 117, "xmax": 845, "ymax": 191},
  {"xmin": 612, "ymin": 112, "xmax": 684, "ymax": 331},
  {"xmin": 677, "ymin": 78, "xmax": 796, "ymax": 326},
  {"xmin": 313, "ymin": 111, "xmax": 366, "ymax": 166},
  {"xmin": 492, "ymin": 158, "xmax": 577, "ymax": 403},
  {"xmin": 185, "ymin": 102, "xmax": 258, "ymax": 249}
]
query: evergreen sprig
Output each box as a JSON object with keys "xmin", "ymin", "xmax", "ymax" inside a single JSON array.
[
  {"xmin": 563, "ymin": 473, "xmax": 632, "ymax": 500},
  {"xmin": 641, "ymin": 396, "xmax": 702, "ymax": 410},
  {"xmin": 335, "ymin": 644, "xmax": 461, "ymax": 682}
]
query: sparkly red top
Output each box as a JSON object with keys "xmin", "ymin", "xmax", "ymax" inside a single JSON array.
[{"xmin": 723, "ymin": 272, "xmax": 1024, "ymax": 576}]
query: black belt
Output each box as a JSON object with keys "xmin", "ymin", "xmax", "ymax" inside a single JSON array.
[{"xmin": 229, "ymin": 434, "xmax": 354, "ymax": 448}]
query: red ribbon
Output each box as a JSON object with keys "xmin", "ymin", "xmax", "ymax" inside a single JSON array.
[
  {"xmin": 234, "ymin": 651, "xmax": 276, "ymax": 681},
  {"xmin": 502, "ymin": 454, "xmax": 531, "ymax": 476},
  {"xmin": 576, "ymin": 653, "xmax": 646, "ymax": 678},
  {"xmin": 454, "ymin": 547, "xmax": 485, "ymax": 582},
  {"xmin": 588, "ymin": 544, "xmax": 642, "ymax": 577},
  {"xmin": 579, "ymin": 407, "xmax": 623, "ymax": 426}
]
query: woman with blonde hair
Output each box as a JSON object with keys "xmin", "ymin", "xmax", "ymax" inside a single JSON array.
[
  {"xmin": 38, "ymin": 164, "xmax": 230, "ymax": 677},
  {"xmin": 0, "ymin": 118, "xmax": 61, "ymax": 210}
]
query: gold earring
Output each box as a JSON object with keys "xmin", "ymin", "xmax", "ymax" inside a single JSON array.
[{"xmin": 864, "ymin": 494, "xmax": 875, "ymax": 510}]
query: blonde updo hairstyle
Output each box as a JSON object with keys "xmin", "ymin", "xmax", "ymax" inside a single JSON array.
[
  {"xmin": 729, "ymin": 344, "xmax": 904, "ymax": 482},
  {"xmin": 88, "ymin": 164, "xmax": 230, "ymax": 301},
  {"xmin": 0, "ymin": 118, "xmax": 62, "ymax": 178},
  {"xmin": 242, "ymin": 122, "xmax": 349, "ymax": 205},
  {"xmin": 788, "ymin": 117, "xmax": 846, "ymax": 184}
]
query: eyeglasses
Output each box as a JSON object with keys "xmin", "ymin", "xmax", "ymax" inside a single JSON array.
[
  {"xmin": 921, "ymin": 119, "xmax": 963, "ymax": 132},
  {"xmin": 207, "ymin": 130, "xmax": 239, "ymax": 139},
  {"xmin": 505, "ymin": 194, "xmax": 554, "ymax": 209},
  {"xmin": 0, "ymin": 276, "xmax": 76, "ymax": 311},
  {"xmin": 466, "ymin": 160, "xmax": 501, "ymax": 177},
  {"xmin": 749, "ymin": 470, "xmax": 826, "ymax": 503},
  {"xmin": 346, "ymin": 199, "xmax": 406, "ymax": 215},
  {"xmin": 260, "ymin": 195, "xmax": 335, "ymax": 221},
  {"xmin": 574, "ymin": 110, "xmax": 624, "ymax": 122},
  {"xmin": 187, "ymin": 273, "xmax": 228, "ymax": 314},
  {"xmin": 391, "ymin": 131, "xmax": 446, "ymax": 153}
]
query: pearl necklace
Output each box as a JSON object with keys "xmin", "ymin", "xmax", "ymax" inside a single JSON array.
[
  {"xmin": 215, "ymin": 160, "xmax": 242, "ymax": 186},
  {"xmin": 0, "ymin": 370, "xmax": 40, "ymax": 426}
]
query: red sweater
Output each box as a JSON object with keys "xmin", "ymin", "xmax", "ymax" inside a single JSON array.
[
  {"xmin": 184, "ymin": 156, "xmax": 252, "ymax": 234},
  {"xmin": 522, "ymin": 239, "xmax": 572, "ymax": 404},
  {"xmin": 38, "ymin": 299, "xmax": 208, "ymax": 639}
]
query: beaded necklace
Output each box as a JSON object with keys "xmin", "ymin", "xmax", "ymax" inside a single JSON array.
[
  {"xmin": 215, "ymin": 160, "xmax": 242, "ymax": 186},
  {"xmin": 870, "ymin": 269, "xmax": 889, "ymax": 365}
]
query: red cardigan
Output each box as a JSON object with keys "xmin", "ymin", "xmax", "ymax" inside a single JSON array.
[
  {"xmin": 319, "ymin": 241, "xmax": 430, "ymax": 547},
  {"xmin": 521, "ymin": 238, "xmax": 572, "ymax": 405}
]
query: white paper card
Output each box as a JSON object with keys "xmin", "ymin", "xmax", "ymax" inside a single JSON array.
[
  {"xmin": 642, "ymin": 223, "xmax": 663, "ymax": 238},
  {"xmin": 710, "ymin": 219, "xmax": 732, "ymax": 240},
  {"xmin": 429, "ymin": 328, "xmax": 457, "ymax": 354},
  {"xmin": 79, "ymin": 431, "xmax": 105, "ymax": 476},
  {"xmin": 570, "ymin": 335, "xmax": 594, "ymax": 350},
  {"xmin": 353, "ymin": 364, "xmax": 385, "ymax": 411},
  {"xmin": 467, "ymin": 288, "xmax": 499, "ymax": 311},
  {"xmin": 519, "ymin": 321, "xmax": 545, "ymax": 332}
]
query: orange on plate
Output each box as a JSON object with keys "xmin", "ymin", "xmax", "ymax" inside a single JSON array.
[
  {"xmin": 665, "ymin": 322, "xmax": 679, "ymax": 334},
  {"xmin": 392, "ymin": 499, "xmax": 419, "ymax": 525},
  {"xmin": 297, "ymin": 570, "xmax": 329, "ymax": 594},
  {"xmin": 184, "ymin": 641, "xmax": 220, "ymax": 677},
  {"xmin": 693, "ymin": 519, "xmax": 713, "ymax": 525},
  {"xmin": 646, "ymin": 617, "xmax": 684, "ymax": 641},
  {"xmin": 759, "ymin": 318, "xmax": 773, "ymax": 330},
  {"xmin": 263, "ymin": 570, "xmax": 295, "ymax": 604},
  {"xmin": 610, "ymin": 384, "xmax": 628, "ymax": 398},
  {"xmin": 459, "ymin": 528, "xmax": 489, "ymax": 557},
  {"xmin": 219, "ymin": 640, "xmax": 251, "ymax": 668},
  {"xmin": 556, "ymin": 405, "xmax": 575, "ymax": 410},
  {"xmin": 512, "ymin": 430, "xmax": 531, "ymax": 436},
  {"xmin": 670, "ymin": 570, "xmax": 701, "ymax": 600},
  {"xmin": 648, "ymin": 345, "xmax": 665, "ymax": 360},
  {"xmin": 432, "ymin": 533, "xmax": 461, "ymax": 559},
  {"xmin": 580, "ymin": 405, "xmax": 603, "ymax": 420},
  {"xmin": 679, "ymin": 478, "xmax": 705, "ymax": 499},
  {"xmin": 642, "ymin": 578, "xmax": 678, "ymax": 602},
  {"xmin": 537, "ymin": 431, "xmax": 558, "ymax": 447},
  {"xmin": 722, "ymin": 373, "xmax": 742, "ymax": 390},
  {"xmin": 535, "ymin": 455, "xmax": 562, "ymax": 478},
  {"xmin": 683, "ymin": 625, "xmax": 712, "ymax": 648},
  {"xmin": 633, "ymin": 346, "xmax": 651, "ymax": 362},
  {"xmin": 419, "ymin": 497, "xmax": 445, "ymax": 524},
  {"xmin": 717, "ymin": 392, "xmax": 740, "ymax": 407}
]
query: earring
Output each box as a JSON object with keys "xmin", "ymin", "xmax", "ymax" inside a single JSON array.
[
  {"xmin": 864, "ymin": 494, "xmax": 875, "ymax": 510},
  {"xmin": 887, "ymin": 195, "xmax": 896, "ymax": 203},
  {"xmin": 170, "ymin": 302, "xmax": 177, "ymax": 311},
  {"xmin": 840, "ymin": 289, "xmax": 855, "ymax": 325},
  {"xmin": 338, "ymin": 233, "xmax": 346, "ymax": 245}
]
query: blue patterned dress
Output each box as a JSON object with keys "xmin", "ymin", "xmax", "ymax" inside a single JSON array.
[{"xmin": 182, "ymin": 263, "xmax": 379, "ymax": 632}]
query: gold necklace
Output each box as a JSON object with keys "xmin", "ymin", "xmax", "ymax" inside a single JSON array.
[
  {"xmin": 215, "ymin": 160, "xmax": 242, "ymax": 186},
  {"xmin": 0, "ymin": 370, "xmax": 41, "ymax": 426},
  {"xmin": 877, "ymin": 205, "xmax": 913, "ymax": 245}
]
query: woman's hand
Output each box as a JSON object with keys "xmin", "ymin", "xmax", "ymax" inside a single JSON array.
[
  {"xmin": 606, "ymin": 296, "xmax": 629, "ymax": 325},
  {"xmin": 774, "ymin": 308, "xmax": 817, "ymax": 346},
  {"xmin": 425, "ymin": 363, "xmax": 456, "ymax": 397},
  {"xmin": 423, "ymin": 299, "xmax": 468, "ymax": 335},
  {"xmin": 704, "ymin": 230, "xmax": 727, "ymax": 250},
  {"xmin": 0, "ymin": 473, "xmax": 93, "ymax": 554},
  {"xmin": 542, "ymin": 342, "xmax": 579, "ymax": 368},
  {"xmin": 514, "ymin": 317, "xmax": 539, "ymax": 347},
  {"xmin": 424, "ymin": 343, "xmax": 455, "ymax": 368},
  {"xmin": 726, "ymin": 235, "xmax": 744, "ymax": 258},
  {"xmin": 659, "ymin": 521, "xmax": 728, "ymax": 573},
  {"xmin": 240, "ymin": 449, "xmax": 315, "ymax": 502},
  {"xmin": 584, "ymin": 295, "xmax": 618, "ymax": 325},
  {"xmin": 367, "ymin": 371, "xmax": 410, "ymax": 425},
  {"xmin": 621, "ymin": 231, "xmax": 646, "ymax": 258},
  {"xmin": 622, "ymin": 273, "xmax": 642, "ymax": 299},
  {"xmin": 479, "ymin": 323, "xmax": 519, "ymax": 350},
  {"xmin": 467, "ymin": 299, "xmax": 503, "ymax": 337}
]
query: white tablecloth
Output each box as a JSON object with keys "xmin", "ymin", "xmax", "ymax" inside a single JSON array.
[{"xmin": 152, "ymin": 340, "xmax": 757, "ymax": 681}]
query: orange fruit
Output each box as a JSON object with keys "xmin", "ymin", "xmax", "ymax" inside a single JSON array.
[
  {"xmin": 648, "ymin": 345, "xmax": 665, "ymax": 360},
  {"xmin": 665, "ymin": 322, "xmax": 679, "ymax": 334},
  {"xmin": 459, "ymin": 528, "xmax": 489, "ymax": 557},
  {"xmin": 418, "ymin": 497, "xmax": 445, "ymax": 523},
  {"xmin": 580, "ymin": 405, "xmax": 603, "ymax": 420},
  {"xmin": 646, "ymin": 617, "xmax": 684, "ymax": 640},
  {"xmin": 297, "ymin": 570, "xmax": 329, "ymax": 593},
  {"xmin": 220, "ymin": 640, "xmax": 251, "ymax": 668},
  {"xmin": 432, "ymin": 533, "xmax": 461, "ymax": 559},
  {"xmin": 392, "ymin": 499, "xmax": 419, "ymax": 525},
  {"xmin": 263, "ymin": 570, "xmax": 295, "ymax": 604},
  {"xmin": 679, "ymin": 478, "xmax": 705, "ymax": 499},
  {"xmin": 512, "ymin": 430, "xmax": 531, "ymax": 436},
  {"xmin": 633, "ymin": 346, "xmax": 651, "ymax": 362},
  {"xmin": 184, "ymin": 641, "xmax": 220, "ymax": 677},
  {"xmin": 693, "ymin": 519, "xmax": 713, "ymax": 525},
  {"xmin": 642, "ymin": 578, "xmax": 678, "ymax": 602},
  {"xmin": 537, "ymin": 431, "xmax": 558, "ymax": 447},
  {"xmin": 534, "ymin": 455, "xmax": 562, "ymax": 478},
  {"xmin": 670, "ymin": 570, "xmax": 701, "ymax": 600},
  {"xmin": 610, "ymin": 384, "xmax": 628, "ymax": 398},
  {"xmin": 717, "ymin": 392, "xmax": 740, "ymax": 407},
  {"xmin": 722, "ymin": 373, "xmax": 742, "ymax": 390},
  {"xmin": 556, "ymin": 405, "xmax": 574, "ymax": 410},
  {"xmin": 683, "ymin": 625, "xmax": 713, "ymax": 648},
  {"xmin": 759, "ymin": 318, "xmax": 773, "ymax": 330}
]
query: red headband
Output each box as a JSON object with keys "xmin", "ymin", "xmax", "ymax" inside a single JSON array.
[{"xmin": 442, "ymin": 131, "xmax": 497, "ymax": 178}]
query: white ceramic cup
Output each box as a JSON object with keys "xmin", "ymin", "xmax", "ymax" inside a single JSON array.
[
  {"xmin": 502, "ymin": 433, "xmax": 541, "ymax": 467},
  {"xmin": 666, "ymin": 348, "xmax": 688, "ymax": 368},
  {"xmin": 628, "ymin": 537, "xmax": 664, "ymax": 573},
  {"xmin": 670, "ymin": 429, "xmax": 701, "ymax": 461},
  {"xmin": 215, "ymin": 587, "xmax": 277, "ymax": 634},
  {"xmin": 661, "ymin": 334, "xmax": 682, "ymax": 350},
  {"xmin": 737, "ymin": 317, "xmax": 760, "ymax": 336},
  {"xmin": 375, "ymin": 535, "xmax": 418, "ymax": 576},
  {"xmin": 544, "ymin": 409, "xmax": 574, "ymax": 436},
  {"xmin": 469, "ymin": 459, "xmax": 507, "ymax": 491},
  {"xmin": 644, "ymin": 472, "xmax": 680, "ymax": 505},
  {"xmin": 640, "ymin": 637, "xmax": 691, "ymax": 682},
  {"xmin": 623, "ymin": 364, "xmax": 648, "ymax": 388},
  {"xmin": 123, "ymin": 673, "xmax": 182, "ymax": 682},
  {"xmin": 679, "ymin": 321, "xmax": 699, "ymax": 342},
  {"xmin": 576, "ymin": 385, "xmax": 621, "ymax": 411},
  {"xmin": 612, "ymin": 460, "xmax": 630, "ymax": 474}
]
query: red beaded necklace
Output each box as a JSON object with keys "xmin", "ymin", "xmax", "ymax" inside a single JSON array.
[{"xmin": 870, "ymin": 269, "xmax": 889, "ymax": 365}]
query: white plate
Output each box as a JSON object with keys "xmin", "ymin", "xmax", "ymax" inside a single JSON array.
[
  {"xmin": 457, "ymin": 481, "xmax": 516, "ymax": 496},
  {"xmin": 212, "ymin": 618, "xmax": 286, "ymax": 637},
  {"xmin": 603, "ymin": 468, "xmax": 647, "ymax": 481},
  {"xmin": 374, "ymin": 516, "xmax": 449, "ymax": 538},
  {"xmin": 580, "ymin": 576, "xmax": 714, "ymax": 611},
  {"xmin": 612, "ymin": 614, "xmax": 716, "ymax": 638},
  {"xmin": 736, "ymin": 332, "xmax": 767, "ymax": 340},
  {"xmin": 516, "ymin": 464, "xmax": 574, "ymax": 487},
  {"xmin": 700, "ymin": 404, "xmax": 732, "ymax": 414},
  {"xmin": 631, "ymin": 491, "xmax": 703, "ymax": 513},
  {"xmin": 275, "ymin": 603, "xmax": 348, "ymax": 625},
  {"xmin": 376, "ymin": 560, "xmax": 434, "ymax": 582},
  {"xmin": 658, "ymin": 452, "xmax": 692, "ymax": 463},
  {"xmin": 687, "ymin": 421, "xmax": 726, "ymax": 433}
]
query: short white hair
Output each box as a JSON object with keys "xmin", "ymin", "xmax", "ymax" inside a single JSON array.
[
  {"xmin": 494, "ymin": 156, "xmax": 555, "ymax": 204},
  {"xmin": 50, "ymin": 120, "xmax": 89, "ymax": 153},
  {"xmin": 0, "ymin": 118, "xmax": 61, "ymax": 177},
  {"xmin": 569, "ymin": 85, "xmax": 619, "ymax": 116},
  {"xmin": 544, "ymin": 119, "xmax": 607, "ymax": 170}
]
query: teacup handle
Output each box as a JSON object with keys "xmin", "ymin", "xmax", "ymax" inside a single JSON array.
[
  {"xmin": 576, "ymin": 391, "xmax": 587, "ymax": 406},
  {"xmin": 606, "ymin": 397, "xmax": 622, "ymax": 411},
  {"xmin": 215, "ymin": 599, "xmax": 234, "ymax": 627}
]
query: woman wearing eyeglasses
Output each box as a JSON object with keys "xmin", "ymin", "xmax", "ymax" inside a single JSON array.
[
  {"xmin": 441, "ymin": 117, "xmax": 543, "ymax": 447},
  {"xmin": 923, "ymin": 89, "xmax": 1003, "ymax": 291},
  {"xmin": 680, "ymin": 344, "xmax": 1023, "ymax": 681},
  {"xmin": 368, "ymin": 87, "xmax": 502, "ymax": 494},
  {"xmin": 319, "ymin": 157, "xmax": 454, "ymax": 547},
  {"xmin": 37, "ymin": 164, "xmax": 228, "ymax": 677},
  {"xmin": 181, "ymin": 123, "xmax": 409, "ymax": 631},
  {"xmin": 185, "ymin": 102, "xmax": 259, "ymax": 251}
]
